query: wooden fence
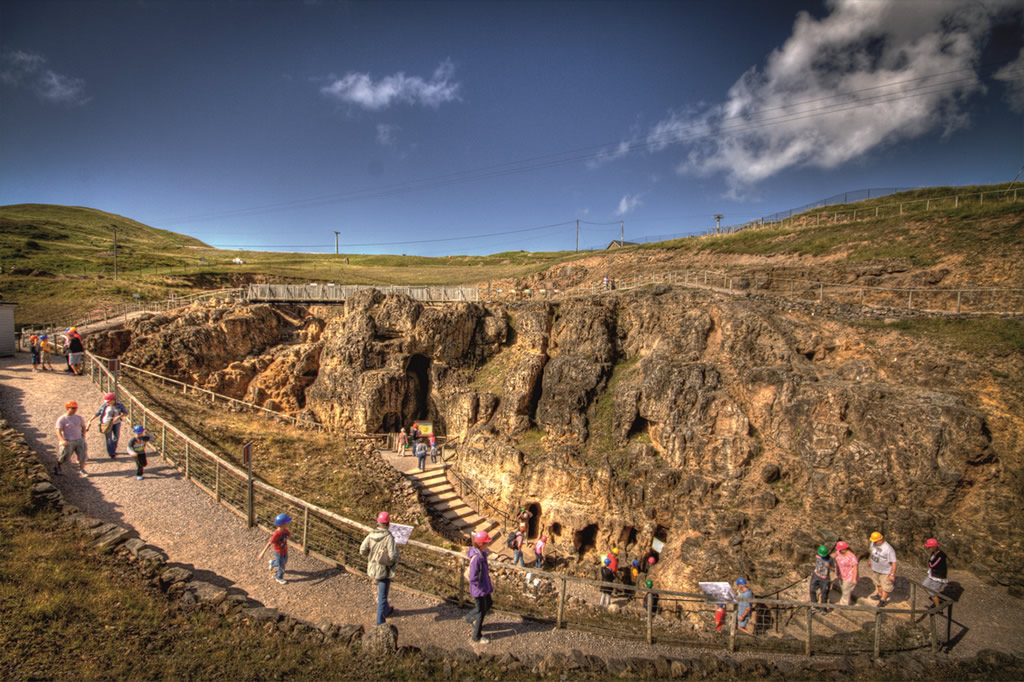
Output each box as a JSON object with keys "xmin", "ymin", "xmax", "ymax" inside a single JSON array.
[{"xmin": 247, "ymin": 283, "xmax": 479, "ymax": 303}]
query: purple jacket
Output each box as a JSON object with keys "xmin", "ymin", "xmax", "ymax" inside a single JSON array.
[{"xmin": 467, "ymin": 547, "xmax": 492, "ymax": 598}]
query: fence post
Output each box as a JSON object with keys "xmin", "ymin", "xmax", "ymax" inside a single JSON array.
[
  {"xmin": 728, "ymin": 603, "xmax": 736, "ymax": 652},
  {"xmin": 910, "ymin": 582, "xmax": 917, "ymax": 621},
  {"xmin": 956, "ymin": 291, "xmax": 962, "ymax": 313},
  {"xmin": 875, "ymin": 206, "xmax": 879, "ymax": 218},
  {"xmin": 161, "ymin": 425, "xmax": 166, "ymax": 460},
  {"xmin": 556, "ymin": 576, "xmax": 567, "ymax": 628},
  {"xmin": 646, "ymin": 589, "xmax": 654, "ymax": 645},
  {"xmin": 458, "ymin": 557, "xmax": 467, "ymax": 607},
  {"xmin": 874, "ymin": 611, "xmax": 883, "ymax": 659},
  {"xmin": 185, "ymin": 442, "xmax": 190, "ymax": 480},
  {"xmin": 215, "ymin": 461, "xmax": 221, "ymax": 503},
  {"xmin": 818, "ymin": 283, "xmax": 823, "ymax": 303},
  {"xmin": 908, "ymin": 290, "xmax": 913, "ymax": 311},
  {"xmin": 929, "ymin": 612, "xmax": 938, "ymax": 652},
  {"xmin": 303, "ymin": 506, "xmax": 310, "ymax": 556},
  {"xmin": 806, "ymin": 605, "xmax": 813, "ymax": 656},
  {"xmin": 955, "ymin": 195, "xmax": 958, "ymax": 208},
  {"xmin": 860, "ymin": 288, "xmax": 865, "ymax": 306}
]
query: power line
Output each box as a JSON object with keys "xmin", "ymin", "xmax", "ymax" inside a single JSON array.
[{"xmin": 153, "ymin": 66, "xmax": 1024, "ymax": 227}]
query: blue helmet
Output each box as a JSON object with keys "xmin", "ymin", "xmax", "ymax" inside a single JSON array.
[
  {"xmin": 40, "ymin": 334, "xmax": 48, "ymax": 340},
  {"xmin": 736, "ymin": 577, "xmax": 748, "ymax": 585},
  {"xmin": 132, "ymin": 425, "xmax": 145, "ymax": 434},
  {"xmin": 603, "ymin": 556, "xmax": 611, "ymax": 566},
  {"xmin": 274, "ymin": 513, "xmax": 292, "ymax": 526}
]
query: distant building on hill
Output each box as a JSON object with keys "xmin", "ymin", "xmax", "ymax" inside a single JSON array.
[{"xmin": 606, "ymin": 240, "xmax": 638, "ymax": 249}]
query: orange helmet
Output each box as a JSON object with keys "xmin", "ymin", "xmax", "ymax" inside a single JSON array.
[{"xmin": 65, "ymin": 401, "xmax": 78, "ymax": 409}]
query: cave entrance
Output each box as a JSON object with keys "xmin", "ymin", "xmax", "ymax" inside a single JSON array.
[
  {"xmin": 526, "ymin": 503, "xmax": 541, "ymax": 539},
  {"xmin": 406, "ymin": 354, "xmax": 431, "ymax": 421},
  {"xmin": 550, "ymin": 522, "xmax": 562, "ymax": 537},
  {"xmin": 573, "ymin": 523, "xmax": 599, "ymax": 558},
  {"xmin": 617, "ymin": 525, "xmax": 638, "ymax": 551}
]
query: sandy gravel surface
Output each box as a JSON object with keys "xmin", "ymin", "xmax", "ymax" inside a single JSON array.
[{"xmin": 3, "ymin": 352, "xmax": 1021, "ymax": 661}]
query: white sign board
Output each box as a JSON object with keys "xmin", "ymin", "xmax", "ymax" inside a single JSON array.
[
  {"xmin": 698, "ymin": 581, "xmax": 736, "ymax": 604},
  {"xmin": 389, "ymin": 523, "xmax": 414, "ymax": 545},
  {"xmin": 651, "ymin": 537, "xmax": 665, "ymax": 553}
]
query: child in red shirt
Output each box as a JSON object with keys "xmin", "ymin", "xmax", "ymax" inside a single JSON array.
[{"xmin": 258, "ymin": 513, "xmax": 292, "ymax": 584}]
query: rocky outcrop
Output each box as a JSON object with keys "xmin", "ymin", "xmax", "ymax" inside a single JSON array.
[{"xmin": 105, "ymin": 288, "xmax": 1023, "ymax": 593}]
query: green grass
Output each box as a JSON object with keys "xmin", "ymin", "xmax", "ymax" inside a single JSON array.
[{"xmin": 854, "ymin": 318, "xmax": 1024, "ymax": 356}]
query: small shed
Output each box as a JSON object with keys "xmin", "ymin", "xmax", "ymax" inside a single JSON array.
[
  {"xmin": 0, "ymin": 303, "xmax": 17, "ymax": 357},
  {"xmin": 606, "ymin": 240, "xmax": 638, "ymax": 249}
]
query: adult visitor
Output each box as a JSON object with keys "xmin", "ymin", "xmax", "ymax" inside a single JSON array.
[
  {"xmin": 833, "ymin": 540, "xmax": 859, "ymax": 606},
  {"xmin": 360, "ymin": 511, "xmax": 400, "ymax": 625},
  {"xmin": 736, "ymin": 577, "xmax": 755, "ymax": 635},
  {"xmin": 809, "ymin": 545, "xmax": 834, "ymax": 611},
  {"xmin": 464, "ymin": 530, "xmax": 494, "ymax": 644},
  {"xmin": 868, "ymin": 531, "xmax": 897, "ymax": 607},
  {"xmin": 55, "ymin": 400, "xmax": 89, "ymax": 476},
  {"xmin": 87, "ymin": 392, "xmax": 128, "ymax": 459},
  {"xmin": 922, "ymin": 538, "xmax": 949, "ymax": 609}
]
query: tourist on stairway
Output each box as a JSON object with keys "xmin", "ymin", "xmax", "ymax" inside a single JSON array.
[
  {"xmin": 465, "ymin": 530, "xmax": 494, "ymax": 644},
  {"xmin": 809, "ymin": 545, "xmax": 834, "ymax": 612},
  {"xmin": 511, "ymin": 524, "xmax": 526, "ymax": 567},
  {"xmin": 922, "ymin": 538, "xmax": 949, "ymax": 609},
  {"xmin": 360, "ymin": 511, "xmax": 400, "ymax": 625},
  {"xmin": 868, "ymin": 531, "xmax": 897, "ymax": 607},
  {"xmin": 414, "ymin": 439, "xmax": 428, "ymax": 471},
  {"xmin": 833, "ymin": 540, "xmax": 859, "ymax": 606}
]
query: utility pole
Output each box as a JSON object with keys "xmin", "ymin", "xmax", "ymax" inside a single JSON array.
[
  {"xmin": 575, "ymin": 219, "xmax": 579, "ymax": 253},
  {"xmin": 112, "ymin": 226, "xmax": 118, "ymax": 280},
  {"xmin": 620, "ymin": 220, "xmax": 624, "ymax": 245},
  {"xmin": 713, "ymin": 214, "xmax": 723, "ymax": 235},
  {"xmin": 334, "ymin": 231, "xmax": 340, "ymax": 255}
]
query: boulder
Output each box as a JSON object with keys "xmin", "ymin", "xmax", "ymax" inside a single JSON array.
[{"xmin": 361, "ymin": 623, "xmax": 398, "ymax": 658}]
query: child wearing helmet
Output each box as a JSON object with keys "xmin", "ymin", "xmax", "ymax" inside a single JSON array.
[
  {"xmin": 39, "ymin": 334, "xmax": 55, "ymax": 370},
  {"xmin": 127, "ymin": 425, "xmax": 155, "ymax": 480},
  {"xmin": 258, "ymin": 514, "xmax": 292, "ymax": 584},
  {"xmin": 465, "ymin": 530, "xmax": 494, "ymax": 644},
  {"xmin": 922, "ymin": 539, "xmax": 948, "ymax": 609},
  {"xmin": 29, "ymin": 335, "xmax": 41, "ymax": 372},
  {"xmin": 360, "ymin": 511, "xmax": 400, "ymax": 625},
  {"xmin": 834, "ymin": 541, "xmax": 859, "ymax": 605},
  {"xmin": 809, "ymin": 545, "xmax": 835, "ymax": 612}
]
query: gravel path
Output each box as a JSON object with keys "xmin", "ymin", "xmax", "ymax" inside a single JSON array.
[{"xmin": 3, "ymin": 352, "xmax": 1021, "ymax": 661}]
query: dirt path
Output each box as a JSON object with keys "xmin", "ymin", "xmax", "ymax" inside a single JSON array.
[{"xmin": 2, "ymin": 352, "xmax": 1021, "ymax": 661}]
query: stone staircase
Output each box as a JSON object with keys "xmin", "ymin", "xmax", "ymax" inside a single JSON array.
[{"xmin": 387, "ymin": 455, "xmax": 504, "ymax": 544}]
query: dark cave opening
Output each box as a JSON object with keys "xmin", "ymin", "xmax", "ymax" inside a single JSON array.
[
  {"xmin": 573, "ymin": 523, "xmax": 599, "ymax": 556},
  {"xmin": 526, "ymin": 502, "xmax": 541, "ymax": 539},
  {"xmin": 407, "ymin": 354, "xmax": 431, "ymax": 421}
]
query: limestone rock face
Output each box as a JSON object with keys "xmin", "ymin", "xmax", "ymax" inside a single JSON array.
[{"xmin": 110, "ymin": 288, "xmax": 1022, "ymax": 591}]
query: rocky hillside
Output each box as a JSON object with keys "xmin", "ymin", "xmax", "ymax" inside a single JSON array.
[{"xmin": 88, "ymin": 282, "xmax": 1023, "ymax": 595}]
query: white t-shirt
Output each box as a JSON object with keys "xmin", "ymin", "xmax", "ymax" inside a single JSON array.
[
  {"xmin": 869, "ymin": 541, "xmax": 897, "ymax": 574},
  {"xmin": 56, "ymin": 414, "xmax": 86, "ymax": 441}
]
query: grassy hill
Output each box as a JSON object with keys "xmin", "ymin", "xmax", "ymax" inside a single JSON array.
[{"xmin": 3, "ymin": 182, "xmax": 1022, "ymax": 327}]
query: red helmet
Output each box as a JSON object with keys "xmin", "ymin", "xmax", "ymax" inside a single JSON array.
[
  {"xmin": 835, "ymin": 541, "xmax": 850, "ymax": 551},
  {"xmin": 473, "ymin": 531, "xmax": 492, "ymax": 545},
  {"xmin": 924, "ymin": 538, "xmax": 940, "ymax": 548},
  {"xmin": 103, "ymin": 393, "xmax": 116, "ymax": 401},
  {"xmin": 377, "ymin": 511, "xmax": 390, "ymax": 524},
  {"xmin": 648, "ymin": 556, "xmax": 656, "ymax": 564}
]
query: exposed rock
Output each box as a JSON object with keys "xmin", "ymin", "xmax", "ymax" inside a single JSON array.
[
  {"xmin": 182, "ymin": 580, "xmax": 228, "ymax": 606},
  {"xmin": 361, "ymin": 623, "xmax": 398, "ymax": 658},
  {"xmin": 158, "ymin": 566, "xmax": 194, "ymax": 588}
]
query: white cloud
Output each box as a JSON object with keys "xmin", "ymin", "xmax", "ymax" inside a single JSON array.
[
  {"xmin": 376, "ymin": 123, "xmax": 400, "ymax": 146},
  {"xmin": 320, "ymin": 59, "xmax": 460, "ymax": 111},
  {"xmin": 994, "ymin": 47, "xmax": 1024, "ymax": 113},
  {"xmin": 587, "ymin": 140, "xmax": 632, "ymax": 169},
  {"xmin": 1, "ymin": 49, "xmax": 89, "ymax": 105},
  {"xmin": 614, "ymin": 194, "xmax": 642, "ymax": 217},
  {"xmin": 632, "ymin": 1, "xmax": 1009, "ymax": 190}
]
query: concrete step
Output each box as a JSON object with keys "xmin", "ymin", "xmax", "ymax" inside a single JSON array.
[
  {"xmin": 424, "ymin": 490, "xmax": 460, "ymax": 504},
  {"xmin": 407, "ymin": 467, "xmax": 448, "ymax": 483},
  {"xmin": 432, "ymin": 500, "xmax": 472, "ymax": 515}
]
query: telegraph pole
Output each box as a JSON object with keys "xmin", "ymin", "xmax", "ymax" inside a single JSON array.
[
  {"xmin": 713, "ymin": 214, "xmax": 723, "ymax": 235},
  {"xmin": 112, "ymin": 226, "xmax": 118, "ymax": 280},
  {"xmin": 334, "ymin": 231, "xmax": 340, "ymax": 255},
  {"xmin": 620, "ymin": 220, "xmax": 624, "ymax": 244},
  {"xmin": 575, "ymin": 219, "xmax": 579, "ymax": 252}
]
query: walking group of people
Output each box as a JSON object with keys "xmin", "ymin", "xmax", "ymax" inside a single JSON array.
[
  {"xmin": 28, "ymin": 327, "xmax": 85, "ymax": 375},
  {"xmin": 395, "ymin": 423, "xmax": 439, "ymax": 471},
  {"xmin": 54, "ymin": 391, "xmax": 157, "ymax": 480},
  {"xmin": 732, "ymin": 531, "xmax": 950, "ymax": 635}
]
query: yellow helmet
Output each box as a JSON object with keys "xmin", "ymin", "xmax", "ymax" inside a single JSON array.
[{"xmin": 869, "ymin": 532, "xmax": 883, "ymax": 543}]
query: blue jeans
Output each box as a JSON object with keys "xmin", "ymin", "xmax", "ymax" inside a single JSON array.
[
  {"xmin": 376, "ymin": 579, "xmax": 392, "ymax": 625},
  {"xmin": 271, "ymin": 551, "xmax": 287, "ymax": 580},
  {"xmin": 513, "ymin": 550, "xmax": 524, "ymax": 567},
  {"xmin": 104, "ymin": 422, "xmax": 121, "ymax": 458},
  {"xmin": 417, "ymin": 454, "xmax": 426, "ymax": 470},
  {"xmin": 535, "ymin": 555, "xmax": 543, "ymax": 568}
]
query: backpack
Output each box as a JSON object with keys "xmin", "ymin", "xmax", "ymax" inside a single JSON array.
[{"xmin": 506, "ymin": 531, "xmax": 517, "ymax": 549}]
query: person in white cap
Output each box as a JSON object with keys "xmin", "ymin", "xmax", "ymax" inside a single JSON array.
[{"xmin": 361, "ymin": 511, "xmax": 399, "ymax": 625}]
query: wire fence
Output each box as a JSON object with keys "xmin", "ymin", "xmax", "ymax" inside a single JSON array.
[
  {"xmin": 79, "ymin": 349, "xmax": 957, "ymax": 658},
  {"xmin": 484, "ymin": 269, "xmax": 1024, "ymax": 315}
]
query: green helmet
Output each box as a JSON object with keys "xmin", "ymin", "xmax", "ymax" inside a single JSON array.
[
  {"xmin": 645, "ymin": 580, "xmax": 653, "ymax": 589},
  {"xmin": 817, "ymin": 545, "xmax": 829, "ymax": 557}
]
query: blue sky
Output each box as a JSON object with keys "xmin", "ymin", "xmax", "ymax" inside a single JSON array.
[{"xmin": 2, "ymin": 0, "xmax": 1022, "ymax": 256}]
